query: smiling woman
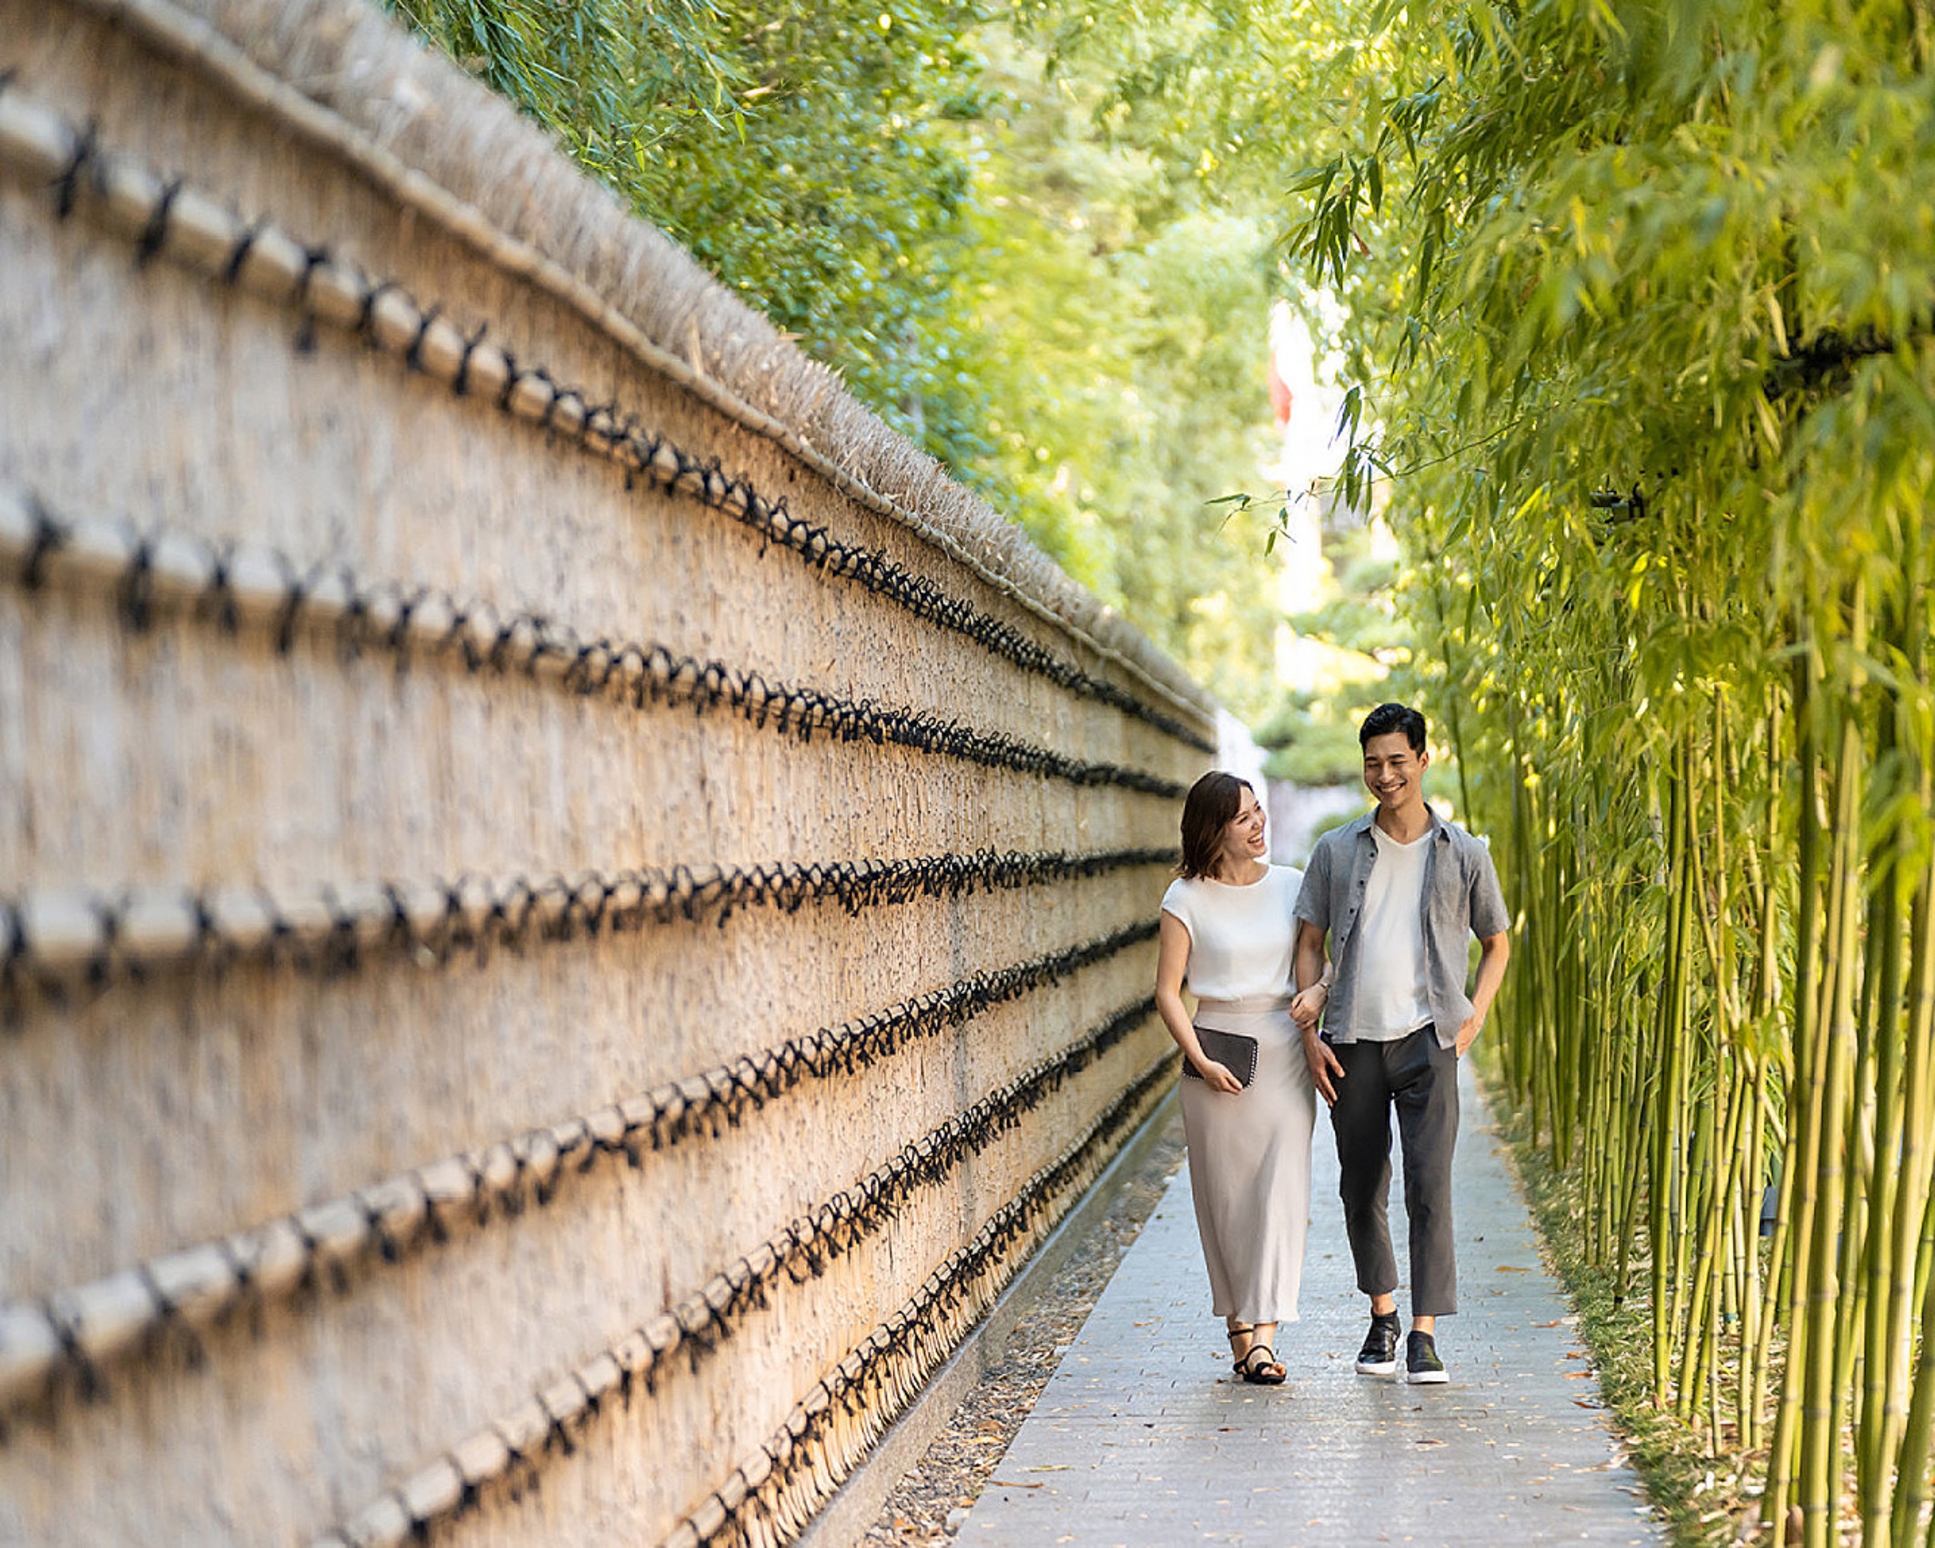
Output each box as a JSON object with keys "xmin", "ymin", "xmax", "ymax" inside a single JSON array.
[{"xmin": 1153, "ymin": 773, "xmax": 1324, "ymax": 1387}]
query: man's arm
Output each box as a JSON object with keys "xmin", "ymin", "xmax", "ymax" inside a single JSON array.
[
  {"xmin": 1456, "ymin": 930, "xmax": 1511, "ymax": 1057},
  {"xmin": 1294, "ymin": 918, "xmax": 1345, "ymax": 1104}
]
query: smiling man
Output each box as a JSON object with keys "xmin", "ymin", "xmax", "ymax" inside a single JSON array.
[{"xmin": 1290, "ymin": 703, "xmax": 1511, "ymax": 1385}]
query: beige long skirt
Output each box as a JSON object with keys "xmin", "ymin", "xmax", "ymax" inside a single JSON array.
[{"xmin": 1179, "ymin": 996, "xmax": 1317, "ymax": 1325}]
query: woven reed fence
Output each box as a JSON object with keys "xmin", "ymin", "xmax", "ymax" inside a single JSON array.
[{"xmin": 0, "ymin": 2, "xmax": 1215, "ymax": 1543}]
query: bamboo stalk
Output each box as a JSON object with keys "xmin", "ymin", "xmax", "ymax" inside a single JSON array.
[
  {"xmin": 1769, "ymin": 638, "xmax": 1828, "ymax": 1540},
  {"xmin": 1654, "ymin": 755, "xmax": 1694, "ymax": 1401},
  {"xmin": 1888, "ymin": 849, "xmax": 1935, "ymax": 1548},
  {"xmin": 1745, "ymin": 699, "xmax": 1788, "ymax": 1458},
  {"xmin": 1800, "ymin": 591, "xmax": 1868, "ymax": 1548},
  {"xmin": 1877, "ymin": 529, "xmax": 1935, "ymax": 1548},
  {"xmin": 1681, "ymin": 1052, "xmax": 1748, "ymax": 1428},
  {"xmin": 1857, "ymin": 750, "xmax": 1908, "ymax": 1538},
  {"xmin": 1744, "ymin": 1049, "xmax": 1771, "ymax": 1453},
  {"xmin": 1681, "ymin": 697, "xmax": 1751, "ymax": 1425},
  {"xmin": 1894, "ymin": 1171, "xmax": 1935, "ymax": 1548}
]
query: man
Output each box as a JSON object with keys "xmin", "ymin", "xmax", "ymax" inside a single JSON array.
[{"xmin": 1292, "ymin": 703, "xmax": 1510, "ymax": 1385}]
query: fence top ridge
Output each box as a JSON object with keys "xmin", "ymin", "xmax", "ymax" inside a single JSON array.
[{"xmin": 60, "ymin": 0, "xmax": 1217, "ymax": 729}]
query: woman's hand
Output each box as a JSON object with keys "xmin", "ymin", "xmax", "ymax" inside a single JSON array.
[
  {"xmin": 1196, "ymin": 1059, "xmax": 1245, "ymax": 1095},
  {"xmin": 1289, "ymin": 980, "xmax": 1328, "ymax": 1030}
]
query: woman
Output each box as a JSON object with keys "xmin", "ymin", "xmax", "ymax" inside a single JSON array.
[{"xmin": 1155, "ymin": 771, "xmax": 1323, "ymax": 1384}]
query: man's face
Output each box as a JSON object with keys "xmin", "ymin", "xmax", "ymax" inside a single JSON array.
[{"xmin": 1362, "ymin": 731, "xmax": 1428, "ymax": 813}]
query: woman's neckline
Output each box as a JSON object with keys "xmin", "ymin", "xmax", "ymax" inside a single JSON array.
[{"xmin": 1201, "ymin": 862, "xmax": 1272, "ymax": 888}]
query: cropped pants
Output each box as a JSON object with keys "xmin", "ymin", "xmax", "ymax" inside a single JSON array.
[{"xmin": 1328, "ymin": 1026, "xmax": 1460, "ymax": 1317}]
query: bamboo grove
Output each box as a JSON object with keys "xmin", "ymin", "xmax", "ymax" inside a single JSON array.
[{"xmin": 1270, "ymin": 0, "xmax": 1935, "ymax": 1541}]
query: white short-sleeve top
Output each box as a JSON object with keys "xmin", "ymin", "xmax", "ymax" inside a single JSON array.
[{"xmin": 1160, "ymin": 864, "xmax": 1303, "ymax": 1001}]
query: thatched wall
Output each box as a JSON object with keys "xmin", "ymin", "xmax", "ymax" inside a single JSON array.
[{"xmin": 0, "ymin": 2, "xmax": 1213, "ymax": 1544}]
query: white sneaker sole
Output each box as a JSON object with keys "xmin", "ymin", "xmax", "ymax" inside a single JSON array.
[
  {"xmin": 1405, "ymin": 1369, "xmax": 1449, "ymax": 1384},
  {"xmin": 1355, "ymin": 1359, "xmax": 1398, "ymax": 1376}
]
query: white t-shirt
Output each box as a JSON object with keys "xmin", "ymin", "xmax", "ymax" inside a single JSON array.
[
  {"xmin": 1351, "ymin": 823, "xmax": 1433, "ymax": 1040},
  {"xmin": 1160, "ymin": 865, "xmax": 1301, "ymax": 1001}
]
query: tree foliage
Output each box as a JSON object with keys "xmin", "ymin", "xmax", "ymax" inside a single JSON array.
[
  {"xmin": 392, "ymin": 0, "xmax": 990, "ymax": 458},
  {"xmin": 386, "ymin": 0, "xmax": 1287, "ymax": 715},
  {"xmin": 957, "ymin": 40, "xmax": 1286, "ymax": 713},
  {"xmin": 1253, "ymin": 521, "xmax": 1409, "ymax": 786}
]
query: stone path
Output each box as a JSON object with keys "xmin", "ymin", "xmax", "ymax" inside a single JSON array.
[{"xmin": 961, "ymin": 1061, "xmax": 1663, "ymax": 1547}]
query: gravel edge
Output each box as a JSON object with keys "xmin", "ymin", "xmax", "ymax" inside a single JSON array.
[{"xmin": 861, "ymin": 1111, "xmax": 1189, "ymax": 1544}]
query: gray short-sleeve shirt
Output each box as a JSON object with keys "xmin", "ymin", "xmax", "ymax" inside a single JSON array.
[{"xmin": 1293, "ymin": 810, "xmax": 1510, "ymax": 1048}]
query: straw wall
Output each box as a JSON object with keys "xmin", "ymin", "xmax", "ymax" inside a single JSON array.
[{"xmin": 0, "ymin": 2, "xmax": 1214, "ymax": 1543}]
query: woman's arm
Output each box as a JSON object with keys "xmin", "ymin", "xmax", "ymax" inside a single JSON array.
[
  {"xmin": 1292, "ymin": 919, "xmax": 1345, "ymax": 1105},
  {"xmin": 1156, "ymin": 911, "xmax": 1242, "ymax": 1094},
  {"xmin": 1289, "ymin": 935, "xmax": 1331, "ymax": 1029},
  {"xmin": 1288, "ymin": 861, "xmax": 1331, "ymax": 1030}
]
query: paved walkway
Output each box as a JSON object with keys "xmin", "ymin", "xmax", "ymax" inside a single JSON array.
[{"xmin": 962, "ymin": 1061, "xmax": 1662, "ymax": 1546}]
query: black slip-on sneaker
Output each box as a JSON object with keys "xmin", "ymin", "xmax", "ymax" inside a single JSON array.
[
  {"xmin": 1405, "ymin": 1330, "xmax": 1448, "ymax": 1384},
  {"xmin": 1355, "ymin": 1313, "xmax": 1401, "ymax": 1375}
]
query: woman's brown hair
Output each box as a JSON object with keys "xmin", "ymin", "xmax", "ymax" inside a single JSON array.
[{"xmin": 1178, "ymin": 771, "xmax": 1254, "ymax": 880}]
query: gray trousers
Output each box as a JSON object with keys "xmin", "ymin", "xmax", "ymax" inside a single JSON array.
[{"xmin": 1328, "ymin": 1027, "xmax": 1460, "ymax": 1317}]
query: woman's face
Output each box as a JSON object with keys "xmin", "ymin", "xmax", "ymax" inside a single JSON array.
[{"xmin": 1219, "ymin": 785, "xmax": 1267, "ymax": 868}]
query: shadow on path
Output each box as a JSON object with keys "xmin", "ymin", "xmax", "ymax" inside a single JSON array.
[{"xmin": 962, "ymin": 1060, "xmax": 1663, "ymax": 1546}]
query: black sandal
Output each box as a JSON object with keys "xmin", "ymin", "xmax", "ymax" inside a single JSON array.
[
  {"xmin": 1226, "ymin": 1322, "xmax": 1255, "ymax": 1373},
  {"xmin": 1237, "ymin": 1344, "xmax": 1286, "ymax": 1385}
]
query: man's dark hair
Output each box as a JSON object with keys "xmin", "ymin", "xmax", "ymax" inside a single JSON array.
[
  {"xmin": 1178, "ymin": 770, "xmax": 1255, "ymax": 880},
  {"xmin": 1360, "ymin": 702, "xmax": 1427, "ymax": 755}
]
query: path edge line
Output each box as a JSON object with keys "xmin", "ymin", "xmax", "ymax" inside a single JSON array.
[{"xmin": 792, "ymin": 1085, "xmax": 1182, "ymax": 1548}]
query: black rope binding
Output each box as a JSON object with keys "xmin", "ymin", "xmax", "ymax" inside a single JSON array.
[
  {"xmin": 8, "ymin": 988, "xmax": 1168, "ymax": 1429},
  {"xmin": 0, "ymin": 76, "xmax": 1214, "ymax": 754},
  {"xmin": 0, "ymin": 846, "xmax": 1175, "ymax": 1000},
  {"xmin": 325, "ymin": 1022, "xmax": 1177, "ymax": 1546},
  {"xmin": 4, "ymin": 493, "xmax": 1189, "ymax": 803}
]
